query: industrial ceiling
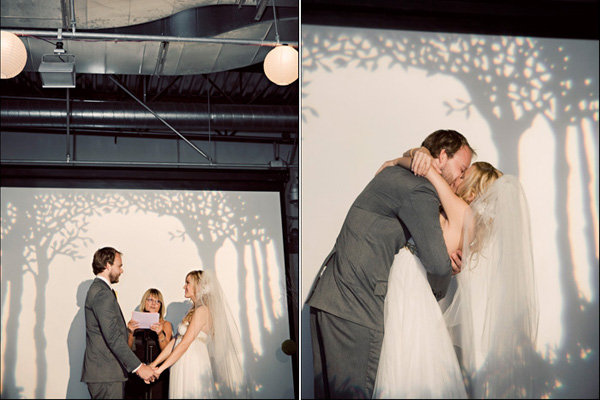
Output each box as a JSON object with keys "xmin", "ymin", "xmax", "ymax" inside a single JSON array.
[{"xmin": 1, "ymin": 0, "xmax": 299, "ymax": 145}]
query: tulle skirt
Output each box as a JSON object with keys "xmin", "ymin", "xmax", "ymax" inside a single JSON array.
[
  {"xmin": 373, "ymin": 247, "xmax": 467, "ymax": 398},
  {"xmin": 169, "ymin": 332, "xmax": 215, "ymax": 399}
]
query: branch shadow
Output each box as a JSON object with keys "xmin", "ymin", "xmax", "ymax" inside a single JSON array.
[
  {"xmin": 301, "ymin": 26, "xmax": 598, "ymax": 398},
  {"xmin": 66, "ymin": 279, "xmax": 94, "ymax": 399},
  {"xmin": 1, "ymin": 188, "xmax": 295, "ymax": 398}
]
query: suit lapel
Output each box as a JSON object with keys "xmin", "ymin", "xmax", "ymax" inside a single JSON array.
[
  {"xmin": 112, "ymin": 290, "xmax": 127, "ymax": 330},
  {"xmin": 96, "ymin": 278, "xmax": 127, "ymax": 332}
]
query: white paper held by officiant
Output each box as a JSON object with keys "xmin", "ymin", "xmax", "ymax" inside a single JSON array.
[{"xmin": 132, "ymin": 311, "xmax": 159, "ymax": 329}]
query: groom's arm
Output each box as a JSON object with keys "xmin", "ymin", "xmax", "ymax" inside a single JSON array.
[
  {"xmin": 92, "ymin": 289, "xmax": 143, "ymax": 372},
  {"xmin": 402, "ymin": 183, "xmax": 452, "ymax": 299}
]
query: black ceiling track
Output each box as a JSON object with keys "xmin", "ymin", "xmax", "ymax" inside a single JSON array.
[
  {"xmin": 0, "ymin": 164, "xmax": 289, "ymax": 191},
  {"xmin": 302, "ymin": 0, "xmax": 599, "ymax": 40}
]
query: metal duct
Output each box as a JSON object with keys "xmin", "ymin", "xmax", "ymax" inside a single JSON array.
[{"xmin": 0, "ymin": 99, "xmax": 297, "ymax": 132}]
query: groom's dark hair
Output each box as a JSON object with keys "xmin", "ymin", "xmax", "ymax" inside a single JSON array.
[
  {"xmin": 92, "ymin": 247, "xmax": 122, "ymax": 275},
  {"xmin": 422, "ymin": 129, "xmax": 476, "ymax": 159}
]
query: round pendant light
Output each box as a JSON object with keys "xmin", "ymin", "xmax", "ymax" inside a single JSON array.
[
  {"xmin": 1, "ymin": 30, "xmax": 27, "ymax": 79},
  {"xmin": 264, "ymin": 44, "xmax": 298, "ymax": 86}
]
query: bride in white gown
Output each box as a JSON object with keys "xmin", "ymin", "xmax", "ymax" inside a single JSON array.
[
  {"xmin": 443, "ymin": 173, "xmax": 542, "ymax": 398},
  {"xmin": 149, "ymin": 269, "xmax": 245, "ymax": 398},
  {"xmin": 169, "ymin": 319, "xmax": 215, "ymax": 398},
  {"xmin": 373, "ymin": 243, "xmax": 468, "ymax": 398},
  {"xmin": 374, "ymin": 149, "xmax": 539, "ymax": 398}
]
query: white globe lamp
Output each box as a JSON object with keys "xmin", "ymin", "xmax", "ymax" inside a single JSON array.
[
  {"xmin": 263, "ymin": 44, "xmax": 298, "ymax": 86},
  {"xmin": 1, "ymin": 31, "xmax": 27, "ymax": 79}
]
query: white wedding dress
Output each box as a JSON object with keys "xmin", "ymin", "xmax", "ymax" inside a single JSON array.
[
  {"xmin": 443, "ymin": 175, "xmax": 542, "ymax": 398},
  {"xmin": 374, "ymin": 175, "xmax": 542, "ymax": 399},
  {"xmin": 373, "ymin": 245, "xmax": 467, "ymax": 399},
  {"xmin": 169, "ymin": 322, "xmax": 216, "ymax": 399}
]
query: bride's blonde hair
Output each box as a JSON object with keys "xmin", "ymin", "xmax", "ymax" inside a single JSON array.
[
  {"xmin": 457, "ymin": 161, "xmax": 503, "ymax": 204},
  {"xmin": 182, "ymin": 270, "xmax": 212, "ymax": 331},
  {"xmin": 459, "ymin": 162, "xmax": 503, "ymax": 260}
]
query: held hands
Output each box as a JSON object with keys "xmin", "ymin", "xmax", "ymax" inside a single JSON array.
[
  {"xmin": 136, "ymin": 364, "xmax": 155, "ymax": 383},
  {"xmin": 143, "ymin": 366, "xmax": 162, "ymax": 383},
  {"xmin": 143, "ymin": 362, "xmax": 161, "ymax": 384}
]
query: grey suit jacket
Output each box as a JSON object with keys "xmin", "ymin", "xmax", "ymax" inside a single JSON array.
[
  {"xmin": 306, "ymin": 166, "xmax": 452, "ymax": 331},
  {"xmin": 81, "ymin": 278, "xmax": 141, "ymax": 383}
]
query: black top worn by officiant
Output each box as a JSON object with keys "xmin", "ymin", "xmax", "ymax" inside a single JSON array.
[{"xmin": 124, "ymin": 329, "xmax": 169, "ymax": 399}]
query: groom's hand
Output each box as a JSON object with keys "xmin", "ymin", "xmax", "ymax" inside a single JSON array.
[
  {"xmin": 151, "ymin": 366, "xmax": 161, "ymax": 380},
  {"xmin": 450, "ymin": 250, "xmax": 462, "ymax": 275},
  {"xmin": 136, "ymin": 364, "xmax": 155, "ymax": 382}
]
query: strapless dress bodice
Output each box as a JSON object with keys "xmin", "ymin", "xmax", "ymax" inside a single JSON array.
[{"xmin": 177, "ymin": 322, "xmax": 210, "ymax": 343}]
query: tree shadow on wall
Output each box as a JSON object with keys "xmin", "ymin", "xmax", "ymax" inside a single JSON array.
[
  {"xmin": 2, "ymin": 191, "xmax": 125, "ymax": 398},
  {"xmin": 1, "ymin": 189, "xmax": 294, "ymax": 398},
  {"xmin": 249, "ymin": 322, "xmax": 296, "ymax": 398},
  {"xmin": 302, "ymin": 27, "xmax": 598, "ymax": 398},
  {"xmin": 66, "ymin": 279, "xmax": 93, "ymax": 399},
  {"xmin": 0, "ymin": 201, "xmax": 26, "ymax": 399},
  {"xmin": 121, "ymin": 190, "xmax": 292, "ymax": 396},
  {"xmin": 164, "ymin": 301, "xmax": 192, "ymax": 334}
]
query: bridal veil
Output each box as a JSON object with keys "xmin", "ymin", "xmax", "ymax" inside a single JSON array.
[
  {"xmin": 200, "ymin": 269, "xmax": 249, "ymax": 397},
  {"xmin": 443, "ymin": 175, "xmax": 546, "ymax": 398}
]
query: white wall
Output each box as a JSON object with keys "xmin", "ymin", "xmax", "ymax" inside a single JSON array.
[
  {"xmin": 1, "ymin": 187, "xmax": 295, "ymax": 399},
  {"xmin": 301, "ymin": 24, "xmax": 598, "ymax": 398}
]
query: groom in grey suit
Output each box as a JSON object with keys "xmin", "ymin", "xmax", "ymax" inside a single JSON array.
[
  {"xmin": 81, "ymin": 247, "xmax": 155, "ymax": 399},
  {"xmin": 306, "ymin": 129, "xmax": 474, "ymax": 398}
]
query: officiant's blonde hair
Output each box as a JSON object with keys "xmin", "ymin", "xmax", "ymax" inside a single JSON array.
[{"xmin": 139, "ymin": 288, "xmax": 166, "ymax": 320}]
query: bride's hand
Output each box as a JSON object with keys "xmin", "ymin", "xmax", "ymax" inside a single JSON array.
[
  {"xmin": 450, "ymin": 250, "xmax": 462, "ymax": 275},
  {"xmin": 375, "ymin": 158, "xmax": 401, "ymax": 175},
  {"xmin": 411, "ymin": 147, "xmax": 438, "ymax": 176}
]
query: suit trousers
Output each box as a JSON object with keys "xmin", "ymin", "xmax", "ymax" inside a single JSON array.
[
  {"xmin": 310, "ymin": 307, "xmax": 383, "ymax": 399},
  {"xmin": 87, "ymin": 382, "xmax": 126, "ymax": 399}
]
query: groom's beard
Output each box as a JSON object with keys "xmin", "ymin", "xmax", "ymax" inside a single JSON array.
[
  {"xmin": 441, "ymin": 168, "xmax": 460, "ymax": 193},
  {"xmin": 109, "ymin": 271, "xmax": 120, "ymax": 284}
]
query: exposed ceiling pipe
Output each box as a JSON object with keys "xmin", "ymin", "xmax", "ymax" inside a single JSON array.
[
  {"xmin": 0, "ymin": 98, "xmax": 298, "ymax": 132},
  {"xmin": 66, "ymin": 88, "xmax": 71, "ymax": 162},
  {"xmin": 6, "ymin": 29, "xmax": 298, "ymax": 47},
  {"xmin": 0, "ymin": 159, "xmax": 287, "ymax": 169},
  {"xmin": 2, "ymin": 127, "xmax": 296, "ymax": 144},
  {"xmin": 69, "ymin": 0, "xmax": 77, "ymax": 34},
  {"xmin": 108, "ymin": 75, "xmax": 212, "ymax": 162}
]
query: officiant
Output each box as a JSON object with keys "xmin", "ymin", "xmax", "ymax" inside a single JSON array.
[{"xmin": 125, "ymin": 288, "xmax": 172, "ymax": 399}]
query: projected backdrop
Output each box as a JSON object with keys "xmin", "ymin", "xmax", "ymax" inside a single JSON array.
[
  {"xmin": 1, "ymin": 186, "xmax": 294, "ymax": 399},
  {"xmin": 301, "ymin": 25, "xmax": 598, "ymax": 398}
]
